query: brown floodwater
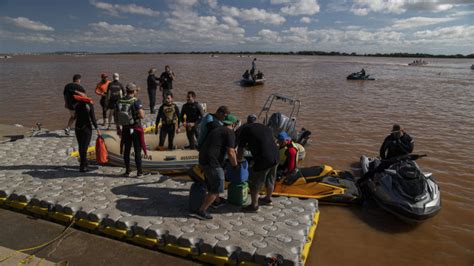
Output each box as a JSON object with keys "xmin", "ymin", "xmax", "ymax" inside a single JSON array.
[{"xmin": 0, "ymin": 54, "xmax": 473, "ymax": 265}]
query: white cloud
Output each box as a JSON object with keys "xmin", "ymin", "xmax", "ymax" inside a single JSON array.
[
  {"xmin": 350, "ymin": 0, "xmax": 469, "ymax": 16},
  {"xmin": 165, "ymin": 8, "xmax": 245, "ymax": 45},
  {"xmin": 222, "ymin": 16, "xmax": 239, "ymax": 27},
  {"xmin": 4, "ymin": 17, "xmax": 54, "ymax": 31},
  {"xmin": 278, "ymin": 0, "xmax": 320, "ymax": 16},
  {"xmin": 0, "ymin": 29, "xmax": 55, "ymax": 43},
  {"xmin": 413, "ymin": 25, "xmax": 474, "ymax": 40},
  {"xmin": 391, "ymin": 16, "xmax": 456, "ymax": 29},
  {"xmin": 300, "ymin": 17, "xmax": 312, "ymax": 23},
  {"xmin": 222, "ymin": 6, "xmax": 286, "ymax": 25},
  {"xmin": 90, "ymin": 22, "xmax": 135, "ymax": 33},
  {"xmin": 351, "ymin": 0, "xmax": 406, "ymax": 16},
  {"xmin": 257, "ymin": 29, "xmax": 282, "ymax": 43},
  {"xmin": 91, "ymin": 1, "xmax": 160, "ymax": 16}
]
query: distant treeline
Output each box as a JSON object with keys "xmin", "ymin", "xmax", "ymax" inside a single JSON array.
[{"xmin": 44, "ymin": 51, "xmax": 474, "ymax": 58}]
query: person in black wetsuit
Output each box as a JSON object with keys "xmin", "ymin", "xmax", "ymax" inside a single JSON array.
[
  {"xmin": 380, "ymin": 124, "xmax": 414, "ymax": 159},
  {"xmin": 159, "ymin": 65, "xmax": 175, "ymax": 102},
  {"xmin": 360, "ymin": 124, "xmax": 414, "ymax": 182},
  {"xmin": 155, "ymin": 92, "xmax": 180, "ymax": 150},
  {"xmin": 147, "ymin": 68, "xmax": 160, "ymax": 114},
  {"xmin": 74, "ymin": 94, "xmax": 100, "ymax": 172},
  {"xmin": 180, "ymin": 91, "xmax": 205, "ymax": 149}
]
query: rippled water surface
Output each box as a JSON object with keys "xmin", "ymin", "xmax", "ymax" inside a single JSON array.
[{"xmin": 0, "ymin": 55, "xmax": 473, "ymax": 265}]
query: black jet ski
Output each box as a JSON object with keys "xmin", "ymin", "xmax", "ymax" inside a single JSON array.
[
  {"xmin": 346, "ymin": 72, "xmax": 375, "ymax": 80},
  {"xmin": 360, "ymin": 154, "xmax": 441, "ymax": 222}
]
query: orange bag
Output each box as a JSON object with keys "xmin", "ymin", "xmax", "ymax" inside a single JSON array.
[{"xmin": 95, "ymin": 135, "xmax": 108, "ymax": 164}]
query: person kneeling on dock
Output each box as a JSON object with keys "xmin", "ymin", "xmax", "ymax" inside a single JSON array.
[
  {"xmin": 191, "ymin": 115, "xmax": 238, "ymax": 220},
  {"xmin": 116, "ymin": 83, "xmax": 146, "ymax": 177}
]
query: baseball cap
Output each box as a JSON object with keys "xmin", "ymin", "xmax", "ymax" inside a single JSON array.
[
  {"xmin": 126, "ymin": 82, "xmax": 138, "ymax": 92},
  {"xmin": 277, "ymin": 131, "xmax": 291, "ymax": 141},
  {"xmin": 223, "ymin": 114, "xmax": 238, "ymax": 125},
  {"xmin": 247, "ymin": 114, "xmax": 257, "ymax": 124},
  {"xmin": 392, "ymin": 124, "xmax": 401, "ymax": 132},
  {"xmin": 113, "ymin": 73, "xmax": 119, "ymax": 80},
  {"xmin": 101, "ymin": 73, "xmax": 108, "ymax": 79}
]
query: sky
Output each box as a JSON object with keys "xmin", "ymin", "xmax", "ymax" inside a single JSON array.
[{"xmin": 0, "ymin": 0, "xmax": 473, "ymax": 54}]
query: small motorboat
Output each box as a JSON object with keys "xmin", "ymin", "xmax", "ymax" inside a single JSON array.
[
  {"xmin": 240, "ymin": 77, "xmax": 265, "ymax": 86},
  {"xmin": 408, "ymin": 59, "xmax": 428, "ymax": 66},
  {"xmin": 359, "ymin": 154, "xmax": 441, "ymax": 222},
  {"xmin": 102, "ymin": 130, "xmax": 198, "ymax": 174},
  {"xmin": 471, "ymin": 64, "xmax": 474, "ymax": 70},
  {"xmin": 258, "ymin": 93, "xmax": 311, "ymax": 147},
  {"xmin": 346, "ymin": 72, "xmax": 375, "ymax": 80}
]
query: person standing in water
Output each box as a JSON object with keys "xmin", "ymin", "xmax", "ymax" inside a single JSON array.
[
  {"xmin": 159, "ymin": 65, "xmax": 175, "ymax": 102},
  {"xmin": 147, "ymin": 68, "xmax": 160, "ymax": 114}
]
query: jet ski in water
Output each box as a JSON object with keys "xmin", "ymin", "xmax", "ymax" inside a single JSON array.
[
  {"xmin": 360, "ymin": 154, "xmax": 441, "ymax": 222},
  {"xmin": 347, "ymin": 72, "xmax": 375, "ymax": 80}
]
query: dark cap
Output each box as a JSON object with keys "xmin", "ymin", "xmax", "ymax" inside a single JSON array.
[
  {"xmin": 392, "ymin": 124, "xmax": 401, "ymax": 132},
  {"xmin": 247, "ymin": 114, "xmax": 257, "ymax": 124},
  {"xmin": 101, "ymin": 73, "xmax": 108, "ymax": 79},
  {"xmin": 216, "ymin": 106, "xmax": 230, "ymax": 115}
]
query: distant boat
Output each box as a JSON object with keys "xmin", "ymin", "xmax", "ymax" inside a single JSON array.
[
  {"xmin": 240, "ymin": 78, "xmax": 265, "ymax": 86},
  {"xmin": 471, "ymin": 64, "xmax": 474, "ymax": 70},
  {"xmin": 0, "ymin": 55, "xmax": 12, "ymax": 59},
  {"xmin": 408, "ymin": 59, "xmax": 428, "ymax": 66}
]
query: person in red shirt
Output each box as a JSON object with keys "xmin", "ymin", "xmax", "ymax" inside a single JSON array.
[
  {"xmin": 95, "ymin": 73, "xmax": 110, "ymax": 125},
  {"xmin": 277, "ymin": 131, "xmax": 298, "ymax": 178}
]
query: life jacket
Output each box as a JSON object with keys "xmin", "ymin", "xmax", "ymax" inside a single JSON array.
[
  {"xmin": 162, "ymin": 103, "xmax": 178, "ymax": 125},
  {"xmin": 279, "ymin": 141, "xmax": 299, "ymax": 168},
  {"xmin": 73, "ymin": 94, "xmax": 93, "ymax": 104},
  {"xmin": 95, "ymin": 80, "xmax": 110, "ymax": 96},
  {"xmin": 108, "ymin": 81, "xmax": 123, "ymax": 102},
  {"xmin": 116, "ymin": 97, "xmax": 138, "ymax": 126}
]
